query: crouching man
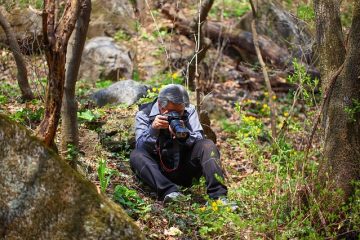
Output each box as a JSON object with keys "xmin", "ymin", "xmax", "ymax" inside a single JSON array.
[{"xmin": 130, "ymin": 84, "xmax": 228, "ymax": 203}]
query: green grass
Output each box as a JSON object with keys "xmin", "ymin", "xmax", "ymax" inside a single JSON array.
[
  {"xmin": 0, "ymin": 0, "xmax": 44, "ymax": 9},
  {"xmin": 210, "ymin": 0, "xmax": 250, "ymax": 19}
]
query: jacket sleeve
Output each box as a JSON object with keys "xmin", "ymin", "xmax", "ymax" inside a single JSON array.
[
  {"xmin": 135, "ymin": 111, "xmax": 159, "ymax": 150},
  {"xmin": 184, "ymin": 106, "xmax": 204, "ymax": 147}
]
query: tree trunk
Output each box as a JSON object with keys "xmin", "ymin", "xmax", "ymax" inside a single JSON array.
[
  {"xmin": 36, "ymin": 0, "xmax": 80, "ymax": 147},
  {"xmin": 0, "ymin": 11, "xmax": 34, "ymax": 101},
  {"xmin": 314, "ymin": 0, "xmax": 360, "ymax": 200},
  {"xmin": 61, "ymin": 0, "xmax": 91, "ymax": 164}
]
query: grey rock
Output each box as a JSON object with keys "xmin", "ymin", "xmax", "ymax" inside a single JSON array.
[
  {"xmin": 0, "ymin": 114, "xmax": 144, "ymax": 239},
  {"xmin": 0, "ymin": 7, "xmax": 42, "ymax": 53},
  {"xmin": 88, "ymin": 0, "xmax": 136, "ymax": 38},
  {"xmin": 201, "ymin": 94, "xmax": 231, "ymax": 120},
  {"xmin": 239, "ymin": 2, "xmax": 313, "ymax": 60},
  {"xmin": 79, "ymin": 37, "xmax": 133, "ymax": 82},
  {"xmin": 91, "ymin": 79, "xmax": 147, "ymax": 107}
]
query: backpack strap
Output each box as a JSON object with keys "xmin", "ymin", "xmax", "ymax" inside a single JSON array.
[{"xmin": 138, "ymin": 98, "xmax": 158, "ymax": 121}]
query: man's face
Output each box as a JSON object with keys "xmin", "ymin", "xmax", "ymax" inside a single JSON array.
[{"xmin": 159, "ymin": 101, "xmax": 185, "ymax": 116}]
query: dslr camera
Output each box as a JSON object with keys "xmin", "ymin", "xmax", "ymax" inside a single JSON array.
[{"xmin": 166, "ymin": 111, "xmax": 190, "ymax": 140}]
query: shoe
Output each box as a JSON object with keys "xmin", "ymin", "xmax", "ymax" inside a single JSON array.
[{"xmin": 163, "ymin": 192, "xmax": 184, "ymax": 204}]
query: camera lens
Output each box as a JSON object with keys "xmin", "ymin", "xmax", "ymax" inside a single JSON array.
[{"xmin": 167, "ymin": 111, "xmax": 190, "ymax": 140}]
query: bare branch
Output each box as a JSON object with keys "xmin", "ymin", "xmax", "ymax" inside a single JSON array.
[
  {"xmin": 0, "ymin": 10, "xmax": 34, "ymax": 100},
  {"xmin": 249, "ymin": 0, "xmax": 277, "ymax": 139}
]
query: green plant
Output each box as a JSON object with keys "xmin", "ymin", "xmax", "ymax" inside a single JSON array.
[
  {"xmin": 152, "ymin": 29, "xmax": 168, "ymax": 38},
  {"xmin": 97, "ymin": 158, "xmax": 118, "ymax": 193},
  {"xmin": 66, "ymin": 143, "xmax": 79, "ymax": 162},
  {"xmin": 140, "ymin": 29, "xmax": 155, "ymax": 41},
  {"xmin": 348, "ymin": 181, "xmax": 360, "ymax": 231},
  {"xmin": 77, "ymin": 109, "xmax": 100, "ymax": 122},
  {"xmin": 195, "ymin": 199, "xmax": 242, "ymax": 239},
  {"xmin": 287, "ymin": 59, "xmax": 320, "ymax": 107},
  {"xmin": 0, "ymin": 0, "xmax": 42, "ymax": 10},
  {"xmin": 95, "ymin": 80, "xmax": 113, "ymax": 89},
  {"xmin": 0, "ymin": 83, "xmax": 20, "ymax": 99},
  {"xmin": 344, "ymin": 98, "xmax": 360, "ymax": 122},
  {"xmin": 0, "ymin": 95, "xmax": 8, "ymax": 104},
  {"xmin": 113, "ymin": 185, "xmax": 150, "ymax": 217},
  {"xmin": 114, "ymin": 30, "xmax": 131, "ymax": 41},
  {"xmin": 340, "ymin": 3, "xmax": 353, "ymax": 28},
  {"xmin": 210, "ymin": 0, "xmax": 250, "ymax": 19},
  {"xmin": 151, "ymin": 46, "xmax": 166, "ymax": 57},
  {"xmin": 137, "ymin": 73, "xmax": 184, "ymax": 104},
  {"xmin": 132, "ymin": 68, "xmax": 140, "ymax": 81},
  {"xmin": 297, "ymin": 4, "xmax": 315, "ymax": 21},
  {"xmin": 10, "ymin": 107, "xmax": 44, "ymax": 128}
]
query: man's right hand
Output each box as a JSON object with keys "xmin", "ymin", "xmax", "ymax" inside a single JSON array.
[{"xmin": 152, "ymin": 115, "xmax": 169, "ymax": 129}]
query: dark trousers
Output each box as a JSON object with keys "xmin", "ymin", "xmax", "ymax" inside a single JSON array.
[{"xmin": 130, "ymin": 139, "xmax": 228, "ymax": 200}]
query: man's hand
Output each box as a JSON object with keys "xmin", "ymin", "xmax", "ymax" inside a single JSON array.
[{"xmin": 152, "ymin": 115, "xmax": 169, "ymax": 129}]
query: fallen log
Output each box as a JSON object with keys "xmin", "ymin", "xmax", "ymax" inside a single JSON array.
[
  {"xmin": 205, "ymin": 22, "xmax": 289, "ymax": 68},
  {"xmin": 161, "ymin": 3, "xmax": 290, "ymax": 68}
]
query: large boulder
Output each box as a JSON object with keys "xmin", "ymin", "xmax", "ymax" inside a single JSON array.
[
  {"xmin": 91, "ymin": 80, "xmax": 147, "ymax": 107},
  {"xmin": 0, "ymin": 7, "xmax": 42, "ymax": 53},
  {"xmin": 88, "ymin": 0, "xmax": 136, "ymax": 38},
  {"xmin": 0, "ymin": 114, "xmax": 144, "ymax": 239},
  {"xmin": 79, "ymin": 37, "xmax": 134, "ymax": 82},
  {"xmin": 239, "ymin": 1, "xmax": 313, "ymax": 60}
]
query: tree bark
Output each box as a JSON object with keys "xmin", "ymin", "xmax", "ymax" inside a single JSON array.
[
  {"xmin": 61, "ymin": 0, "xmax": 91, "ymax": 162},
  {"xmin": 314, "ymin": 0, "xmax": 360, "ymax": 200},
  {"xmin": 36, "ymin": 0, "xmax": 80, "ymax": 147},
  {"xmin": 0, "ymin": 11, "xmax": 34, "ymax": 101}
]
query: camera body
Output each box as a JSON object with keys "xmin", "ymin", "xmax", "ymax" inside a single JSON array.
[{"xmin": 166, "ymin": 111, "xmax": 190, "ymax": 140}]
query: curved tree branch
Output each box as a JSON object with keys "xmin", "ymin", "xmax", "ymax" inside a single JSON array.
[{"xmin": 0, "ymin": 10, "xmax": 34, "ymax": 100}]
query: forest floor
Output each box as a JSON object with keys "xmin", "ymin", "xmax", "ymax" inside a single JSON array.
[
  {"xmin": 1, "ymin": 0, "xmax": 359, "ymax": 239},
  {"xmin": 0, "ymin": 61, "xmax": 323, "ymax": 239}
]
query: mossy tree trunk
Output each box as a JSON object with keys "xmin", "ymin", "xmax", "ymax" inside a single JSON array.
[
  {"xmin": 36, "ymin": 0, "xmax": 80, "ymax": 147},
  {"xmin": 314, "ymin": 1, "xmax": 360, "ymax": 200},
  {"xmin": 0, "ymin": 11, "xmax": 34, "ymax": 101},
  {"xmin": 61, "ymin": 0, "xmax": 91, "ymax": 164}
]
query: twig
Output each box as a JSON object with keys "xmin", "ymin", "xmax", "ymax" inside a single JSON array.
[
  {"xmin": 249, "ymin": 0, "xmax": 277, "ymax": 140},
  {"xmin": 305, "ymin": 183, "xmax": 329, "ymax": 236},
  {"xmin": 144, "ymin": 0, "xmax": 170, "ymax": 65}
]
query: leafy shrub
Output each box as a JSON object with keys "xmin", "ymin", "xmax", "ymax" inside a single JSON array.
[
  {"xmin": 287, "ymin": 59, "xmax": 320, "ymax": 107},
  {"xmin": 113, "ymin": 185, "xmax": 150, "ymax": 217},
  {"xmin": 10, "ymin": 106, "xmax": 44, "ymax": 128}
]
